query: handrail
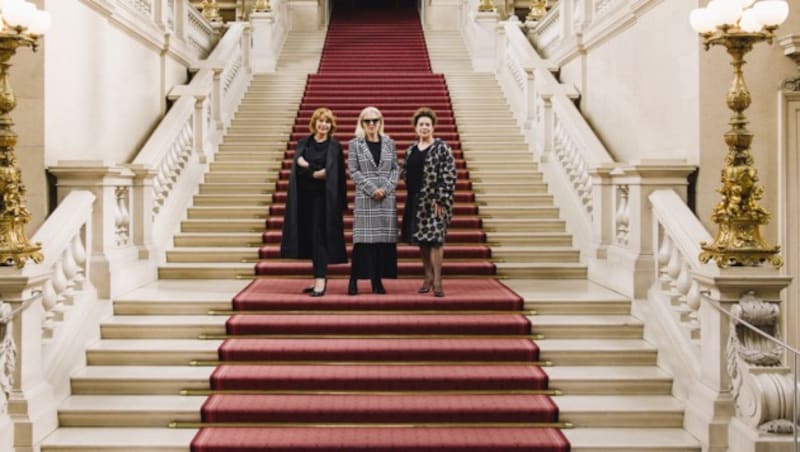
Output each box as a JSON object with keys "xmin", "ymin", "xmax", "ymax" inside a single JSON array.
[
  {"xmin": 700, "ymin": 290, "xmax": 800, "ymax": 356},
  {"xmin": 27, "ymin": 191, "xmax": 95, "ymax": 275},
  {"xmin": 700, "ymin": 290, "xmax": 799, "ymax": 451},
  {"xmin": 0, "ymin": 299, "xmax": 34, "ymax": 325}
]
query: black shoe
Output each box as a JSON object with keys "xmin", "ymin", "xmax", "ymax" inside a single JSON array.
[
  {"xmin": 310, "ymin": 280, "xmax": 327, "ymax": 297},
  {"xmin": 347, "ymin": 279, "xmax": 358, "ymax": 296},
  {"xmin": 433, "ymin": 284, "xmax": 444, "ymax": 298},
  {"xmin": 302, "ymin": 286, "xmax": 314, "ymax": 294},
  {"xmin": 372, "ymin": 280, "xmax": 386, "ymax": 294},
  {"xmin": 418, "ymin": 280, "xmax": 432, "ymax": 294}
]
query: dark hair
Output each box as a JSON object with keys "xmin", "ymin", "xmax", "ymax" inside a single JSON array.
[{"xmin": 412, "ymin": 107, "xmax": 437, "ymax": 127}]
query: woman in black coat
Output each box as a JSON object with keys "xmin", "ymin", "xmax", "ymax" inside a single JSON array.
[
  {"xmin": 402, "ymin": 107, "xmax": 457, "ymax": 297},
  {"xmin": 280, "ymin": 107, "xmax": 347, "ymax": 296}
]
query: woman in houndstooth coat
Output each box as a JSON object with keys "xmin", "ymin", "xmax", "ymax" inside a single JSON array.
[{"xmin": 347, "ymin": 106, "xmax": 398, "ymax": 295}]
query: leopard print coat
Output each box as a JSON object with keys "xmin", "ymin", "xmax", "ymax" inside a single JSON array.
[{"xmin": 403, "ymin": 138, "xmax": 457, "ymax": 244}]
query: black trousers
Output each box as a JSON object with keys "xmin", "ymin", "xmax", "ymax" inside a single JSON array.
[{"xmin": 302, "ymin": 189, "xmax": 329, "ymax": 278}]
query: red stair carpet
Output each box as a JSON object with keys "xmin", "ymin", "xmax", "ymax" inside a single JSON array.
[{"xmin": 190, "ymin": 1, "xmax": 569, "ymax": 450}]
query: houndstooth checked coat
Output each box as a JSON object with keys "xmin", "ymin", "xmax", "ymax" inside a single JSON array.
[{"xmin": 348, "ymin": 136, "xmax": 399, "ymax": 244}]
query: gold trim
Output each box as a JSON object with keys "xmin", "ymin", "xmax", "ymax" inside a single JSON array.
[
  {"xmin": 0, "ymin": 33, "xmax": 44, "ymax": 267},
  {"xmin": 697, "ymin": 29, "xmax": 783, "ymax": 268}
]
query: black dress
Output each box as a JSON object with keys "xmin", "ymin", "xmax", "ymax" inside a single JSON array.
[
  {"xmin": 350, "ymin": 138, "xmax": 398, "ymax": 280},
  {"xmin": 402, "ymin": 143, "xmax": 435, "ymax": 245}
]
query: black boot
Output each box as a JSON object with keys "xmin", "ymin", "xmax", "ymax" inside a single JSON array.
[
  {"xmin": 348, "ymin": 278, "xmax": 358, "ymax": 296},
  {"xmin": 371, "ymin": 279, "xmax": 386, "ymax": 294}
]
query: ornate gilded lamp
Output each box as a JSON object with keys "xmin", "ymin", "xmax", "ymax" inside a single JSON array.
[
  {"xmin": 0, "ymin": 0, "xmax": 50, "ymax": 268},
  {"xmin": 690, "ymin": 0, "xmax": 789, "ymax": 268},
  {"xmin": 253, "ymin": 0, "xmax": 271, "ymax": 13},
  {"xmin": 478, "ymin": 0, "xmax": 496, "ymax": 13},
  {"xmin": 526, "ymin": 0, "xmax": 548, "ymax": 21},
  {"xmin": 201, "ymin": 0, "xmax": 223, "ymax": 22}
]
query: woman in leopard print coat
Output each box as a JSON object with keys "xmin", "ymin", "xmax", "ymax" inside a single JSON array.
[{"xmin": 401, "ymin": 107, "xmax": 457, "ymax": 297}]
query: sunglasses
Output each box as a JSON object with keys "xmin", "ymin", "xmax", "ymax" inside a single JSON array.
[{"xmin": 362, "ymin": 118, "xmax": 381, "ymax": 125}]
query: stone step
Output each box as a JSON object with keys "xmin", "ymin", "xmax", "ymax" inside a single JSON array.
[
  {"xmin": 97, "ymin": 314, "xmax": 641, "ymax": 340},
  {"xmin": 40, "ymin": 428, "xmax": 197, "ymax": 452},
  {"xmin": 192, "ymin": 194, "xmax": 272, "ymax": 206},
  {"xmin": 84, "ymin": 338, "xmax": 654, "ymax": 366},
  {"xmin": 197, "ymin": 183, "xmax": 274, "ymax": 195},
  {"xmin": 39, "ymin": 427, "xmax": 700, "ymax": 452},
  {"xmin": 157, "ymin": 262, "xmax": 588, "ymax": 280},
  {"xmin": 475, "ymin": 194, "xmax": 554, "ymax": 205},
  {"xmin": 69, "ymin": 364, "xmax": 669, "ymax": 396},
  {"xmin": 495, "ymin": 262, "xmax": 587, "ymax": 279},
  {"xmin": 208, "ymin": 161, "xmax": 282, "ymax": 171},
  {"xmin": 204, "ymin": 172, "xmax": 278, "ymax": 184},
  {"xmin": 472, "ymin": 183, "xmax": 549, "ymax": 194},
  {"xmin": 491, "ymin": 246, "xmax": 580, "ymax": 263},
  {"xmin": 478, "ymin": 205, "xmax": 559, "ymax": 217},
  {"xmin": 158, "ymin": 262, "xmax": 255, "ymax": 279},
  {"xmin": 186, "ymin": 206, "xmax": 269, "ymax": 220},
  {"xmin": 179, "ymin": 219, "xmax": 267, "ymax": 234},
  {"xmin": 486, "ymin": 232, "xmax": 573, "ymax": 246},
  {"xmin": 109, "ymin": 278, "xmax": 626, "ymax": 317},
  {"xmin": 55, "ymin": 394, "xmax": 683, "ymax": 428},
  {"xmin": 481, "ymin": 218, "xmax": 565, "ymax": 233},
  {"xmin": 173, "ymin": 232, "xmax": 263, "ymax": 247}
]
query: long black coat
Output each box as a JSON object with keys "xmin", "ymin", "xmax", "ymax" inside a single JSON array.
[{"xmin": 280, "ymin": 136, "xmax": 347, "ymax": 263}]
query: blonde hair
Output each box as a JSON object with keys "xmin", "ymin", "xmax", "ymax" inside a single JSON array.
[
  {"xmin": 354, "ymin": 106, "xmax": 385, "ymax": 138},
  {"xmin": 308, "ymin": 107, "xmax": 337, "ymax": 135}
]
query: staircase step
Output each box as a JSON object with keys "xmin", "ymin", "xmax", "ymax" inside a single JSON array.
[
  {"xmin": 486, "ymin": 232, "xmax": 573, "ymax": 246},
  {"xmin": 70, "ymin": 366, "xmax": 213, "ymax": 395},
  {"xmin": 495, "ymin": 262, "xmax": 587, "ymax": 279},
  {"xmin": 546, "ymin": 366, "xmax": 672, "ymax": 395},
  {"xmin": 192, "ymin": 194, "xmax": 272, "ymax": 206},
  {"xmin": 56, "ymin": 394, "xmax": 682, "ymax": 428},
  {"xmin": 40, "ymin": 428, "xmax": 197, "ymax": 452},
  {"xmin": 98, "ymin": 313, "xmax": 639, "ymax": 340},
  {"xmin": 173, "ymin": 233, "xmax": 263, "ymax": 247},
  {"xmin": 58, "ymin": 395, "xmax": 205, "ymax": 427},
  {"xmin": 84, "ymin": 338, "xmax": 656, "ymax": 366},
  {"xmin": 491, "ymin": 246, "xmax": 580, "ymax": 263}
]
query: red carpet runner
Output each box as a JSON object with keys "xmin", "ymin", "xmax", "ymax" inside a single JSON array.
[{"xmin": 191, "ymin": 1, "xmax": 569, "ymax": 450}]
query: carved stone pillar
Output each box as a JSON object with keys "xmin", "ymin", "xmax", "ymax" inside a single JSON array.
[
  {"xmin": 49, "ymin": 163, "xmax": 154, "ymax": 298},
  {"xmin": 470, "ymin": 11, "xmax": 500, "ymax": 72},
  {"xmin": 600, "ymin": 161, "xmax": 695, "ymax": 298},
  {"xmin": 251, "ymin": 11, "xmax": 279, "ymax": 73},
  {"xmin": 425, "ymin": 0, "xmax": 462, "ymax": 31},
  {"xmin": 0, "ymin": 268, "xmax": 55, "ymax": 451},
  {"xmin": 689, "ymin": 268, "xmax": 793, "ymax": 451}
]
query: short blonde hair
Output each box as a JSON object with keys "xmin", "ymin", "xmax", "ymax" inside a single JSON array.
[
  {"xmin": 308, "ymin": 107, "xmax": 337, "ymax": 135},
  {"xmin": 354, "ymin": 106, "xmax": 385, "ymax": 138}
]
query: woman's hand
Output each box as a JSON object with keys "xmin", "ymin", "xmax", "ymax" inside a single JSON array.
[
  {"xmin": 433, "ymin": 202, "xmax": 444, "ymax": 218},
  {"xmin": 297, "ymin": 156, "xmax": 310, "ymax": 168},
  {"xmin": 372, "ymin": 188, "xmax": 385, "ymax": 201},
  {"xmin": 312, "ymin": 169, "xmax": 326, "ymax": 179}
]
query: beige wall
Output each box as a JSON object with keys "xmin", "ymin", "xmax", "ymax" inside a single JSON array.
[
  {"xmin": 559, "ymin": 1, "xmax": 700, "ymax": 165},
  {"xmin": 15, "ymin": 0, "xmax": 46, "ymax": 233},
  {"xmin": 557, "ymin": 0, "xmax": 800, "ymax": 245},
  {"xmin": 9, "ymin": 0, "xmax": 198, "ymax": 229},
  {"xmin": 45, "ymin": 0, "xmax": 164, "ymax": 167}
]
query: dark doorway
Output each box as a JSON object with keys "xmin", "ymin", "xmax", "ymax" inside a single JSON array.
[{"xmin": 332, "ymin": 0, "xmax": 416, "ymax": 11}]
